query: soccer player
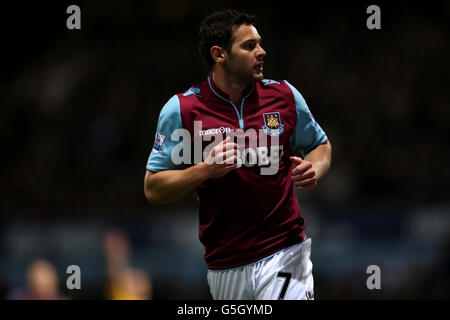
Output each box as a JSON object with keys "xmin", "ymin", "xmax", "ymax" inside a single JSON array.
[{"xmin": 144, "ymin": 9, "xmax": 332, "ymax": 300}]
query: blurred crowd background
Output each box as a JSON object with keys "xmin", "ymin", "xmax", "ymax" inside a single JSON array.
[{"xmin": 0, "ymin": 1, "xmax": 449, "ymax": 299}]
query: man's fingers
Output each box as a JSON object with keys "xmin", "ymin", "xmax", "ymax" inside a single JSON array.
[
  {"xmin": 224, "ymin": 154, "xmax": 237, "ymax": 165},
  {"xmin": 219, "ymin": 142, "xmax": 238, "ymax": 153},
  {"xmin": 211, "ymin": 162, "xmax": 237, "ymax": 179},
  {"xmin": 292, "ymin": 162, "xmax": 312, "ymax": 176},
  {"xmin": 295, "ymin": 180, "xmax": 317, "ymax": 190},
  {"xmin": 290, "ymin": 156, "xmax": 303, "ymax": 164},
  {"xmin": 212, "ymin": 137, "xmax": 236, "ymax": 153},
  {"xmin": 292, "ymin": 167, "xmax": 315, "ymax": 180},
  {"xmin": 294, "ymin": 178, "xmax": 316, "ymax": 187},
  {"xmin": 226, "ymin": 142, "xmax": 238, "ymax": 150},
  {"xmin": 225, "ymin": 163, "xmax": 238, "ymax": 170},
  {"xmin": 214, "ymin": 149, "xmax": 237, "ymax": 164},
  {"xmin": 292, "ymin": 172, "xmax": 315, "ymax": 182},
  {"xmin": 223, "ymin": 148, "xmax": 237, "ymax": 158}
]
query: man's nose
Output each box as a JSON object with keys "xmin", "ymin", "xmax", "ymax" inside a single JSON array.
[{"xmin": 257, "ymin": 45, "xmax": 266, "ymax": 59}]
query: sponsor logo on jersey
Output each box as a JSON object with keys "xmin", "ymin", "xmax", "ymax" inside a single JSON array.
[
  {"xmin": 170, "ymin": 122, "xmax": 284, "ymax": 175},
  {"xmin": 198, "ymin": 126, "xmax": 232, "ymax": 136},
  {"xmin": 152, "ymin": 131, "xmax": 166, "ymax": 153},
  {"xmin": 262, "ymin": 112, "xmax": 285, "ymax": 136},
  {"xmin": 234, "ymin": 145, "xmax": 284, "ymax": 172}
]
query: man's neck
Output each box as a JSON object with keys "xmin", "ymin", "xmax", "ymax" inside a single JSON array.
[{"xmin": 212, "ymin": 69, "xmax": 249, "ymax": 105}]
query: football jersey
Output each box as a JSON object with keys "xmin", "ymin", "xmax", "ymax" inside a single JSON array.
[{"xmin": 146, "ymin": 73, "xmax": 327, "ymax": 270}]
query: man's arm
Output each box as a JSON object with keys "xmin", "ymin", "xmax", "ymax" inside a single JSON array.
[
  {"xmin": 145, "ymin": 164, "xmax": 209, "ymax": 204},
  {"xmin": 144, "ymin": 137, "xmax": 237, "ymax": 204},
  {"xmin": 290, "ymin": 139, "xmax": 332, "ymax": 190}
]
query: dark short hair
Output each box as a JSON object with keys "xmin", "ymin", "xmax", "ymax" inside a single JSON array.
[{"xmin": 198, "ymin": 9, "xmax": 257, "ymax": 68}]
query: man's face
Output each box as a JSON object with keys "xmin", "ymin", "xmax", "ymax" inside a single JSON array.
[{"xmin": 224, "ymin": 24, "xmax": 266, "ymax": 84}]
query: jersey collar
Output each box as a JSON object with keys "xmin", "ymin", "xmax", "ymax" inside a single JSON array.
[{"xmin": 207, "ymin": 72, "xmax": 256, "ymax": 102}]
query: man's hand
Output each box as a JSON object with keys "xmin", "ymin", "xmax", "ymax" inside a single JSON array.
[
  {"xmin": 290, "ymin": 156, "xmax": 317, "ymax": 191},
  {"xmin": 203, "ymin": 136, "xmax": 238, "ymax": 179}
]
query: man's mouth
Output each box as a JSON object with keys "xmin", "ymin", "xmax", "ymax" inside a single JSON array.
[{"xmin": 255, "ymin": 62, "xmax": 264, "ymax": 72}]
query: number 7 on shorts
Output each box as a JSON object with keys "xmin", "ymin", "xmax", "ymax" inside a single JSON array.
[{"xmin": 277, "ymin": 272, "xmax": 292, "ymax": 300}]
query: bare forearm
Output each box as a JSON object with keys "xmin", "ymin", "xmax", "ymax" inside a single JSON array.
[
  {"xmin": 145, "ymin": 138, "xmax": 238, "ymax": 205},
  {"xmin": 304, "ymin": 140, "xmax": 332, "ymax": 179},
  {"xmin": 144, "ymin": 163, "xmax": 210, "ymax": 204}
]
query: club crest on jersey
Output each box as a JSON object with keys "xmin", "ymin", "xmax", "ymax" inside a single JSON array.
[
  {"xmin": 262, "ymin": 112, "xmax": 285, "ymax": 136},
  {"xmin": 152, "ymin": 131, "xmax": 166, "ymax": 153}
]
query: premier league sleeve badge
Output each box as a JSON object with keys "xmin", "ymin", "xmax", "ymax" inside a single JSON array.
[{"xmin": 152, "ymin": 131, "xmax": 167, "ymax": 153}]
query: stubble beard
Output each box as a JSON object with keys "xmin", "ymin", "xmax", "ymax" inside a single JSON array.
[
  {"xmin": 226, "ymin": 64, "xmax": 262, "ymax": 86},
  {"xmin": 224, "ymin": 53, "xmax": 262, "ymax": 86}
]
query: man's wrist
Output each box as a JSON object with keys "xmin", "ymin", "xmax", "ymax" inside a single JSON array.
[
  {"xmin": 196, "ymin": 162, "xmax": 212, "ymax": 181},
  {"xmin": 311, "ymin": 160, "xmax": 327, "ymax": 180}
]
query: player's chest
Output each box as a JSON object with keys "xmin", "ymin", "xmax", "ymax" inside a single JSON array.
[{"xmin": 185, "ymin": 98, "xmax": 296, "ymax": 144}]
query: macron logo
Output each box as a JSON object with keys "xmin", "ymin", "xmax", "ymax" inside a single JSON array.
[{"xmin": 198, "ymin": 127, "xmax": 232, "ymax": 136}]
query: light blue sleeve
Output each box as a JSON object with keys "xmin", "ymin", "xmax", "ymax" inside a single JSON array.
[
  {"xmin": 146, "ymin": 95, "xmax": 185, "ymax": 172},
  {"xmin": 285, "ymin": 80, "xmax": 328, "ymax": 156}
]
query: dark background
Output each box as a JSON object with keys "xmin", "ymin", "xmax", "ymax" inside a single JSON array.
[{"xmin": 0, "ymin": 1, "xmax": 449, "ymax": 299}]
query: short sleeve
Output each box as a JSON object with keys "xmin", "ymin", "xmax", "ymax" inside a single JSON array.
[
  {"xmin": 285, "ymin": 80, "xmax": 328, "ymax": 155},
  {"xmin": 146, "ymin": 95, "xmax": 185, "ymax": 172}
]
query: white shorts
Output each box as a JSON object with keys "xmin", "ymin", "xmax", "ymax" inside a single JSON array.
[{"xmin": 207, "ymin": 238, "xmax": 314, "ymax": 300}]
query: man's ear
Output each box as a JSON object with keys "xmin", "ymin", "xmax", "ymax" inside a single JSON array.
[{"xmin": 211, "ymin": 46, "xmax": 225, "ymax": 65}]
